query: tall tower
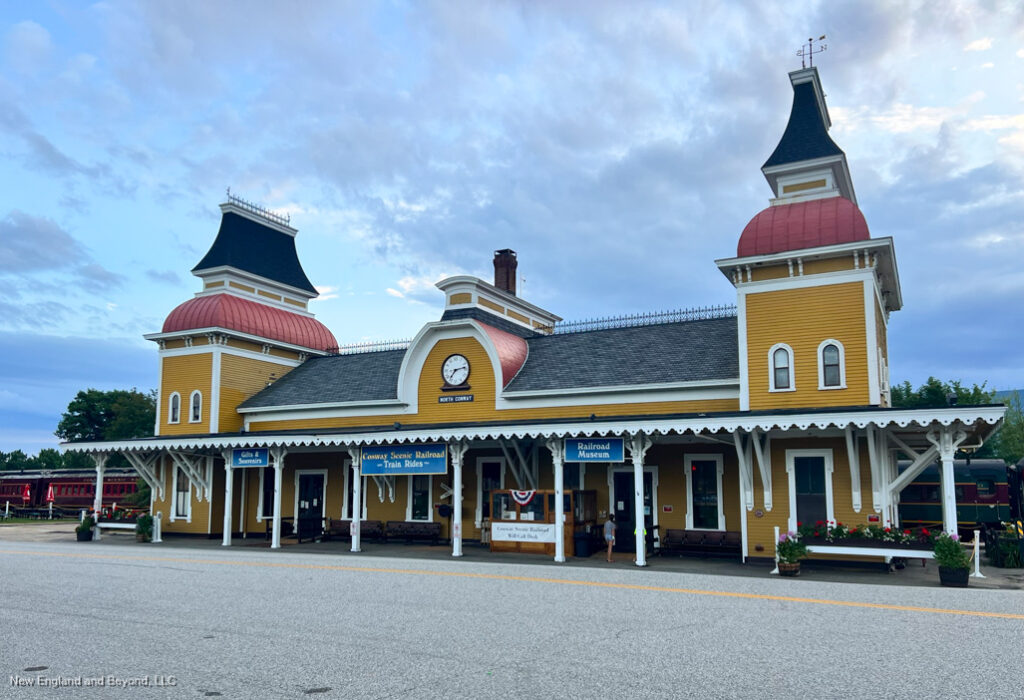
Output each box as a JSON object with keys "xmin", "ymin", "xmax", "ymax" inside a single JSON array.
[
  {"xmin": 716, "ymin": 67, "xmax": 902, "ymax": 411},
  {"xmin": 146, "ymin": 195, "xmax": 337, "ymax": 435}
]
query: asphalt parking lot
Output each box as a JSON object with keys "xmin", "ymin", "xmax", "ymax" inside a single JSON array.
[{"xmin": 3, "ymin": 522, "xmax": 1024, "ymax": 699}]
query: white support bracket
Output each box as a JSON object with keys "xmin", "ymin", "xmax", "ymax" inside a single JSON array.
[
  {"xmin": 865, "ymin": 425, "xmax": 883, "ymax": 513},
  {"xmin": 372, "ymin": 475, "xmax": 396, "ymax": 503},
  {"xmin": 168, "ymin": 451, "xmax": 212, "ymax": 502},
  {"xmin": 887, "ymin": 439, "xmax": 941, "ymax": 498},
  {"xmin": 750, "ymin": 428, "xmax": 772, "ymax": 512},
  {"xmin": 499, "ymin": 439, "xmax": 536, "ymax": 490},
  {"xmin": 732, "ymin": 431, "xmax": 755, "ymax": 511},
  {"xmin": 844, "ymin": 426, "xmax": 862, "ymax": 513},
  {"xmin": 122, "ymin": 451, "xmax": 164, "ymax": 501}
]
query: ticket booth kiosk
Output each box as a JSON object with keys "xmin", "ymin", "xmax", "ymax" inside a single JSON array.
[{"xmin": 490, "ymin": 489, "xmax": 597, "ymax": 557}]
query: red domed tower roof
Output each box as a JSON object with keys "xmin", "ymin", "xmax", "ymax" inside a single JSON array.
[
  {"xmin": 737, "ymin": 196, "xmax": 870, "ymax": 257},
  {"xmin": 163, "ymin": 294, "xmax": 337, "ymax": 352}
]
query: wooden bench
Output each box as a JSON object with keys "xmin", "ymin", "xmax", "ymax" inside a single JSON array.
[
  {"xmin": 322, "ymin": 518, "xmax": 384, "ymax": 542},
  {"xmin": 385, "ymin": 521, "xmax": 443, "ymax": 545},
  {"xmin": 660, "ymin": 529, "xmax": 742, "ymax": 558}
]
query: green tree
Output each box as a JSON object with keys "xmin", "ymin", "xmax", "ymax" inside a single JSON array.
[
  {"xmin": 890, "ymin": 377, "xmax": 995, "ymax": 409},
  {"xmin": 989, "ymin": 391, "xmax": 1024, "ymax": 466},
  {"xmin": 30, "ymin": 448, "xmax": 64, "ymax": 471},
  {"xmin": 55, "ymin": 388, "xmax": 156, "ymax": 469},
  {"xmin": 1, "ymin": 449, "xmax": 31, "ymax": 471},
  {"xmin": 56, "ymin": 388, "xmax": 156, "ymax": 443}
]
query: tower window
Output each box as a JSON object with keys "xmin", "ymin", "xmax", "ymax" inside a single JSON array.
[
  {"xmin": 817, "ymin": 339, "xmax": 846, "ymax": 390},
  {"xmin": 189, "ymin": 390, "xmax": 202, "ymax": 423},
  {"xmin": 168, "ymin": 393, "xmax": 181, "ymax": 424},
  {"xmin": 769, "ymin": 344, "xmax": 794, "ymax": 392}
]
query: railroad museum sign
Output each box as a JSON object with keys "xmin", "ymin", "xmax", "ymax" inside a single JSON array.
[
  {"xmin": 564, "ymin": 438, "xmax": 624, "ymax": 463},
  {"xmin": 360, "ymin": 443, "xmax": 448, "ymax": 475}
]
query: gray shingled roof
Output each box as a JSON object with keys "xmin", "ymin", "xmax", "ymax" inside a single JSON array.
[
  {"xmin": 507, "ymin": 317, "xmax": 738, "ymax": 392},
  {"xmin": 240, "ymin": 317, "xmax": 739, "ymax": 410},
  {"xmin": 239, "ymin": 349, "xmax": 404, "ymax": 409}
]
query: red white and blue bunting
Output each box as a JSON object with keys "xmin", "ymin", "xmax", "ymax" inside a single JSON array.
[{"xmin": 510, "ymin": 490, "xmax": 536, "ymax": 506}]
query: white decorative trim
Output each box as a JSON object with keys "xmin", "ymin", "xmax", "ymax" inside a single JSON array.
[
  {"xmin": 155, "ymin": 357, "xmax": 163, "ymax": 436},
  {"xmin": 145, "ymin": 327, "xmax": 328, "ymax": 357},
  {"xmin": 61, "ymin": 405, "xmax": 1007, "ymax": 454},
  {"xmin": 189, "ymin": 390, "xmax": 203, "ymax": 423},
  {"xmin": 210, "ymin": 347, "xmax": 221, "ymax": 433},
  {"xmin": 785, "ymin": 449, "xmax": 834, "ymax": 534},
  {"xmin": 684, "ymin": 454, "xmax": 725, "ymax": 531},
  {"xmin": 817, "ymin": 339, "xmax": 847, "ymax": 390},
  {"xmin": 768, "ymin": 343, "xmax": 795, "ymax": 393},
  {"xmin": 865, "ymin": 280, "xmax": 880, "ymax": 405},
  {"xmin": 405, "ymin": 474, "xmax": 433, "ymax": 522},
  {"xmin": 737, "ymin": 292, "xmax": 749, "ymax": 411},
  {"xmin": 157, "ymin": 343, "xmax": 304, "ymax": 367},
  {"xmin": 168, "ymin": 392, "xmax": 181, "ymax": 424}
]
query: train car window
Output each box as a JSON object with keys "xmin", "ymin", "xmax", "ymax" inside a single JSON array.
[
  {"xmin": 977, "ymin": 479, "xmax": 994, "ymax": 496},
  {"xmin": 955, "ymin": 486, "xmax": 965, "ymax": 500},
  {"xmin": 925, "ymin": 486, "xmax": 940, "ymax": 501}
]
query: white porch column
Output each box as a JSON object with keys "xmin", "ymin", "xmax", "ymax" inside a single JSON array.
[
  {"xmin": 547, "ymin": 438, "xmax": 566, "ymax": 563},
  {"xmin": 927, "ymin": 428, "xmax": 968, "ymax": 536},
  {"xmin": 627, "ymin": 433, "xmax": 653, "ymax": 567},
  {"xmin": 450, "ymin": 440, "xmax": 469, "ymax": 557},
  {"xmin": 92, "ymin": 452, "xmax": 108, "ymax": 541},
  {"xmin": 270, "ymin": 447, "xmax": 286, "ymax": 549},
  {"xmin": 221, "ymin": 452, "xmax": 234, "ymax": 547},
  {"xmin": 347, "ymin": 447, "xmax": 362, "ymax": 552}
]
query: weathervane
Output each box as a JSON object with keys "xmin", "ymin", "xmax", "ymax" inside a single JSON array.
[{"xmin": 797, "ymin": 35, "xmax": 827, "ymax": 68}]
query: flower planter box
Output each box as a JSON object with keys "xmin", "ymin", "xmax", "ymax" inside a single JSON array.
[
  {"xmin": 802, "ymin": 537, "xmax": 932, "ymax": 551},
  {"xmin": 76, "ymin": 529, "xmax": 93, "ymax": 542},
  {"xmin": 938, "ymin": 566, "xmax": 969, "ymax": 587},
  {"xmin": 778, "ymin": 562, "xmax": 801, "ymax": 577}
]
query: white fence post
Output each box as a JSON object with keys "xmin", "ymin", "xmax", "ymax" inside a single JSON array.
[
  {"xmin": 970, "ymin": 529, "xmax": 985, "ymax": 579},
  {"xmin": 770, "ymin": 525, "xmax": 780, "ymax": 575},
  {"xmin": 5, "ymin": 501, "xmax": 10, "ymax": 518},
  {"xmin": 153, "ymin": 511, "xmax": 163, "ymax": 544}
]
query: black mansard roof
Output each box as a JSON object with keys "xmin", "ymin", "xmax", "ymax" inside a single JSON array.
[
  {"xmin": 193, "ymin": 211, "xmax": 318, "ymax": 295},
  {"xmin": 240, "ymin": 316, "xmax": 739, "ymax": 410},
  {"xmin": 763, "ymin": 79, "xmax": 844, "ymax": 169}
]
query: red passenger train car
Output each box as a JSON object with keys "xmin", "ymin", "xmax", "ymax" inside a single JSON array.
[{"xmin": 0, "ymin": 469, "xmax": 140, "ymax": 514}]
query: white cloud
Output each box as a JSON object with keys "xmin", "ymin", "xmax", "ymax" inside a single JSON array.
[
  {"xmin": 314, "ymin": 285, "xmax": 339, "ymax": 301},
  {"xmin": 385, "ymin": 288, "xmax": 404, "ymax": 298},
  {"xmin": 981, "ymin": 62, "xmax": 995, "ymax": 69},
  {"xmin": 1017, "ymin": 49, "xmax": 1024, "ymax": 58},
  {"xmin": 964, "ymin": 38, "xmax": 993, "ymax": 52}
]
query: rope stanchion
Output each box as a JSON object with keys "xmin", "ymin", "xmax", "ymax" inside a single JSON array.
[{"xmin": 970, "ymin": 529, "xmax": 986, "ymax": 579}]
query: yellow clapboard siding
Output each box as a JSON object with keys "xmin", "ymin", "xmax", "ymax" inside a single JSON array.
[
  {"xmin": 747, "ymin": 281, "xmax": 868, "ymax": 409},
  {"xmin": 750, "ymin": 257, "xmax": 853, "ymax": 282},
  {"xmin": 219, "ymin": 354, "xmax": 298, "ymax": 432},
  {"xmin": 161, "ymin": 354, "xmax": 213, "ymax": 434}
]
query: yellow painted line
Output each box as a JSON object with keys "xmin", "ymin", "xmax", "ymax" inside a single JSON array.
[{"xmin": 3, "ymin": 548, "xmax": 1022, "ymax": 621}]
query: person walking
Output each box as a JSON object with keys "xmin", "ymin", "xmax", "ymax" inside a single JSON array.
[{"xmin": 604, "ymin": 513, "xmax": 616, "ymax": 562}]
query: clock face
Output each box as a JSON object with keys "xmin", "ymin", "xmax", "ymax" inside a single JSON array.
[{"xmin": 442, "ymin": 354, "xmax": 470, "ymax": 386}]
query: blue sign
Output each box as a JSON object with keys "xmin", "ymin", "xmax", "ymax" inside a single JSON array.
[
  {"xmin": 231, "ymin": 448, "xmax": 269, "ymax": 467},
  {"xmin": 361, "ymin": 443, "xmax": 448, "ymax": 476},
  {"xmin": 564, "ymin": 438, "xmax": 624, "ymax": 463}
]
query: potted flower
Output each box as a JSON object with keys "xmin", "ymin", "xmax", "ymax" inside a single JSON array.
[
  {"xmin": 776, "ymin": 531, "xmax": 808, "ymax": 576},
  {"xmin": 76, "ymin": 515, "xmax": 95, "ymax": 542},
  {"xmin": 933, "ymin": 532, "xmax": 970, "ymax": 587},
  {"xmin": 135, "ymin": 514, "xmax": 154, "ymax": 543}
]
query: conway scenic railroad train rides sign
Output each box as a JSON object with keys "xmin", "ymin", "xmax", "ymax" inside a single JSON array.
[{"xmin": 361, "ymin": 444, "xmax": 448, "ymax": 476}]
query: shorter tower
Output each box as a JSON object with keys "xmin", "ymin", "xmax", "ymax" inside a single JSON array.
[
  {"xmin": 146, "ymin": 195, "xmax": 337, "ymax": 435},
  {"xmin": 716, "ymin": 67, "xmax": 901, "ymax": 411}
]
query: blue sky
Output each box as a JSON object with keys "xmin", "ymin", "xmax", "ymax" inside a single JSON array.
[{"xmin": 1, "ymin": 1, "xmax": 1023, "ymax": 453}]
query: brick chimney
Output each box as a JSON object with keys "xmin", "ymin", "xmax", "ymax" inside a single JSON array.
[{"xmin": 493, "ymin": 249, "xmax": 517, "ymax": 296}]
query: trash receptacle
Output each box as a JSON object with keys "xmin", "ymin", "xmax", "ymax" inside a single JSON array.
[{"xmin": 574, "ymin": 533, "xmax": 592, "ymax": 558}]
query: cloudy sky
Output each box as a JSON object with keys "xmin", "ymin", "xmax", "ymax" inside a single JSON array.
[{"xmin": 1, "ymin": 1, "xmax": 1022, "ymax": 453}]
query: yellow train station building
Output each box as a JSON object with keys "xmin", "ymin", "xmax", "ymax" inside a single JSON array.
[{"xmin": 64, "ymin": 67, "xmax": 1006, "ymax": 566}]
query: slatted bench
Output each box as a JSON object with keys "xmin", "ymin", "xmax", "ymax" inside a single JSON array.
[
  {"xmin": 385, "ymin": 521, "xmax": 443, "ymax": 545},
  {"xmin": 659, "ymin": 529, "xmax": 742, "ymax": 558},
  {"xmin": 322, "ymin": 518, "xmax": 385, "ymax": 542}
]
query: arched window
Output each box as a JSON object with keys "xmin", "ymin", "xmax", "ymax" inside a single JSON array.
[
  {"xmin": 168, "ymin": 393, "xmax": 181, "ymax": 424},
  {"xmin": 817, "ymin": 339, "xmax": 846, "ymax": 389},
  {"xmin": 769, "ymin": 343, "xmax": 794, "ymax": 392},
  {"xmin": 189, "ymin": 390, "xmax": 202, "ymax": 423}
]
